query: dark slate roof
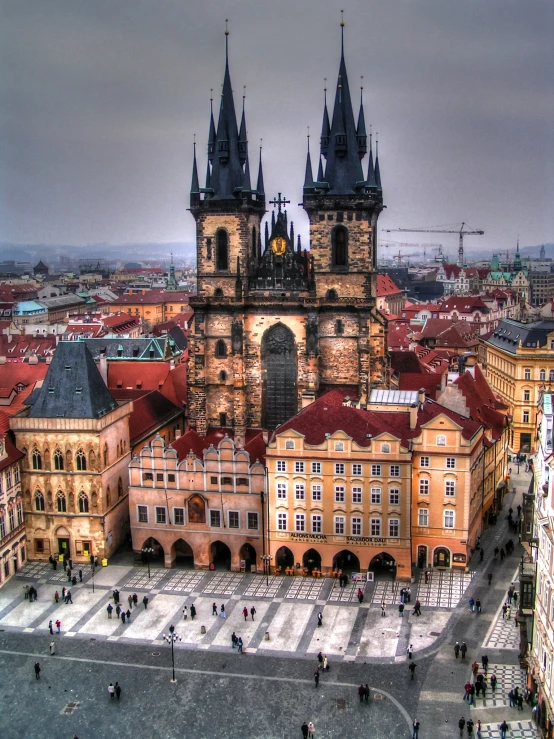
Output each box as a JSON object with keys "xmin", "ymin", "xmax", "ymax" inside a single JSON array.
[
  {"xmin": 484, "ymin": 319, "xmax": 554, "ymax": 355},
  {"xmin": 81, "ymin": 336, "xmax": 182, "ymax": 361},
  {"xmin": 29, "ymin": 341, "xmax": 118, "ymax": 419}
]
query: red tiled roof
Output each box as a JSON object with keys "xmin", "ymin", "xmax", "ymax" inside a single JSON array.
[
  {"xmin": 376, "ymin": 274, "xmax": 403, "ymax": 297},
  {"xmin": 107, "ymin": 362, "xmax": 170, "ymax": 391},
  {"xmin": 0, "ymin": 335, "xmax": 57, "ymax": 359},
  {"xmin": 160, "ymin": 363, "xmax": 187, "ymax": 407},
  {"xmin": 442, "ymin": 264, "xmax": 461, "ymax": 279},
  {"xmin": 112, "ymin": 290, "xmax": 190, "ymax": 305},
  {"xmin": 387, "ymin": 323, "xmax": 413, "ymax": 350},
  {"xmin": 438, "ymin": 296, "xmax": 489, "ymax": 314},
  {"xmin": 389, "ymin": 350, "xmax": 423, "ymax": 374},
  {"xmin": 0, "ymin": 430, "xmax": 25, "ymax": 472},
  {"xmin": 110, "ymin": 389, "xmax": 182, "ymax": 445},
  {"xmin": 101, "ymin": 311, "xmax": 140, "ymax": 329},
  {"xmin": 171, "ymin": 427, "xmax": 265, "ymax": 464},
  {"xmin": 398, "ymin": 373, "xmax": 443, "ymax": 400},
  {"xmin": 452, "ymin": 366, "xmax": 507, "ymax": 439}
]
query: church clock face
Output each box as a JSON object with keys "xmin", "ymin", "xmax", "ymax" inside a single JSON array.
[{"xmin": 271, "ymin": 236, "xmax": 286, "ymax": 256}]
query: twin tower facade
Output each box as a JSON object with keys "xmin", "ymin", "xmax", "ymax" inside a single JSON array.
[{"xmin": 188, "ymin": 27, "xmax": 388, "ymax": 442}]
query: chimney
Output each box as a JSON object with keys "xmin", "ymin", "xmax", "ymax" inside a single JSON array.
[
  {"xmin": 175, "ymin": 429, "xmax": 181, "ymax": 439},
  {"xmin": 99, "ymin": 349, "xmax": 108, "ymax": 384},
  {"xmin": 418, "ymin": 388, "xmax": 426, "ymax": 406},
  {"xmin": 409, "ymin": 402, "xmax": 418, "ymax": 430}
]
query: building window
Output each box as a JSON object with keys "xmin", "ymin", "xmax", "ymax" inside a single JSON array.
[
  {"xmin": 138, "ymin": 506, "xmax": 148, "ymax": 523},
  {"xmin": 352, "ymin": 517, "xmax": 362, "ymax": 536},
  {"xmin": 389, "ymin": 488, "xmax": 400, "ymax": 505},
  {"xmin": 78, "ymin": 492, "xmax": 89, "ymax": 513},
  {"xmin": 295, "ymin": 484, "xmax": 305, "ymax": 500},
  {"xmin": 8, "ymin": 508, "xmax": 15, "ymax": 531},
  {"xmin": 335, "ymin": 320, "xmax": 344, "ymax": 335},
  {"xmin": 0, "ymin": 515, "xmax": 5, "ymax": 539},
  {"xmin": 32, "ymin": 448, "xmax": 42, "ymax": 470},
  {"xmin": 215, "ymin": 339, "xmax": 227, "ymax": 358},
  {"xmin": 381, "ymin": 443, "xmax": 390, "ymax": 453},
  {"xmin": 352, "ymin": 486, "xmax": 362, "ymax": 504},
  {"xmin": 420, "ymin": 456, "xmax": 430, "ymax": 467},
  {"xmin": 295, "ymin": 514, "xmax": 306, "ymax": 532},
  {"xmin": 371, "ymin": 464, "xmax": 381, "ymax": 476},
  {"xmin": 56, "ymin": 492, "xmax": 67, "ymax": 513},
  {"xmin": 332, "ymin": 225, "xmax": 348, "ymax": 267},
  {"xmin": 285, "ymin": 440, "xmax": 295, "ymax": 450},
  {"xmin": 523, "ymin": 389, "xmax": 531, "ymax": 402},
  {"xmin": 14, "ymin": 466, "xmax": 19, "ymax": 484},
  {"xmin": 277, "ymin": 482, "xmax": 287, "ymax": 499},
  {"xmin": 5, "ymin": 471, "xmax": 12, "ymax": 489},
  {"xmin": 156, "ymin": 507, "xmax": 167, "ymax": 524},
  {"xmin": 540, "ymin": 369, "xmax": 546, "ymax": 381},
  {"xmin": 446, "ymin": 457, "xmax": 456, "ymax": 469},
  {"xmin": 143, "ymin": 472, "xmax": 153, "ymax": 483},
  {"xmin": 156, "ymin": 473, "xmax": 164, "ymax": 483},
  {"xmin": 311, "ymin": 461, "xmax": 321, "ymax": 474},
  {"xmin": 210, "ymin": 476, "xmax": 218, "ymax": 485},
  {"xmin": 352, "ymin": 463, "xmax": 362, "ymax": 476},
  {"xmin": 437, "ymin": 435, "xmax": 446, "ymax": 446},
  {"xmin": 312, "ymin": 514, "xmax": 322, "ymax": 533},
  {"xmin": 419, "ymin": 479, "xmax": 429, "ymax": 495},
  {"xmin": 445, "ymin": 480, "xmax": 456, "ymax": 497},
  {"xmin": 277, "ymin": 513, "xmax": 287, "ymax": 531},
  {"xmin": 524, "ymin": 368, "xmax": 531, "ymax": 380},
  {"xmin": 174, "ymin": 508, "xmax": 185, "ymax": 525},
  {"xmin": 17, "ymin": 503, "xmax": 23, "ymax": 525},
  {"xmin": 418, "ymin": 508, "xmax": 428, "ymax": 526},
  {"xmin": 335, "ymin": 485, "xmax": 345, "ymax": 502},
  {"xmin": 219, "ymin": 413, "xmax": 227, "ymax": 427},
  {"xmin": 390, "ymin": 465, "xmax": 400, "ymax": 477},
  {"xmin": 34, "ymin": 539, "xmax": 45, "ymax": 554},
  {"xmin": 389, "ymin": 519, "xmax": 400, "ymax": 538},
  {"xmin": 334, "ymin": 516, "xmax": 345, "ymax": 535},
  {"xmin": 53, "ymin": 449, "xmax": 64, "ymax": 470},
  {"xmin": 334, "ymin": 441, "xmax": 344, "ymax": 452},
  {"xmin": 335, "ymin": 463, "xmax": 345, "ymax": 475},
  {"xmin": 216, "ymin": 229, "xmax": 229, "ymax": 271},
  {"xmin": 312, "ymin": 484, "xmax": 322, "ymax": 501},
  {"xmin": 236, "ymin": 478, "xmax": 248, "ymax": 487},
  {"xmin": 75, "ymin": 449, "xmax": 87, "ymax": 471},
  {"xmin": 550, "ymin": 370, "xmax": 554, "ymax": 382},
  {"xmin": 277, "ymin": 460, "xmax": 286, "ymax": 472},
  {"xmin": 371, "ymin": 487, "xmax": 382, "ymax": 504},
  {"xmin": 247, "ymin": 512, "xmax": 258, "ymax": 530},
  {"xmin": 168, "ymin": 474, "xmax": 175, "ymax": 483},
  {"xmin": 221, "ymin": 477, "xmax": 232, "ymax": 486},
  {"xmin": 210, "ymin": 510, "xmax": 221, "ymax": 527},
  {"xmin": 34, "ymin": 492, "xmax": 45, "ymax": 511},
  {"xmin": 228, "ymin": 511, "xmax": 239, "ymax": 529},
  {"xmin": 370, "ymin": 518, "xmax": 381, "ymax": 536},
  {"xmin": 523, "ymin": 410, "xmax": 530, "ymax": 424},
  {"xmin": 295, "ymin": 461, "xmax": 305, "ymax": 473},
  {"xmin": 444, "ymin": 510, "xmax": 455, "ymax": 528}
]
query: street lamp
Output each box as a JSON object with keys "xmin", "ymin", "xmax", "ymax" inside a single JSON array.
[
  {"xmin": 261, "ymin": 555, "xmax": 272, "ymax": 587},
  {"xmin": 91, "ymin": 559, "xmax": 95, "ymax": 593},
  {"xmin": 162, "ymin": 624, "xmax": 181, "ymax": 683},
  {"xmin": 141, "ymin": 546, "xmax": 154, "ymax": 579}
]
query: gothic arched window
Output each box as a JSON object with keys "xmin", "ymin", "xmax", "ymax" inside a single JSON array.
[
  {"xmin": 34, "ymin": 491, "xmax": 45, "ymax": 511},
  {"xmin": 214, "ymin": 288, "xmax": 224, "ymax": 298},
  {"xmin": 219, "ymin": 370, "xmax": 227, "ymax": 382},
  {"xmin": 75, "ymin": 449, "xmax": 87, "ymax": 471},
  {"xmin": 326, "ymin": 289, "xmax": 338, "ymax": 301},
  {"xmin": 78, "ymin": 492, "xmax": 89, "ymax": 513},
  {"xmin": 103, "ymin": 444, "xmax": 108, "ymax": 467},
  {"xmin": 32, "ymin": 448, "xmax": 42, "ymax": 470},
  {"xmin": 215, "ymin": 340, "xmax": 227, "ymax": 358},
  {"xmin": 216, "ymin": 230, "xmax": 229, "ymax": 271},
  {"xmin": 332, "ymin": 226, "xmax": 348, "ymax": 268},
  {"xmin": 53, "ymin": 449, "xmax": 64, "ymax": 470},
  {"xmin": 56, "ymin": 492, "xmax": 67, "ymax": 513}
]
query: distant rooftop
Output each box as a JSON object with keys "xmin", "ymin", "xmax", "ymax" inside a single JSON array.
[{"xmin": 369, "ymin": 389, "xmax": 419, "ymax": 405}]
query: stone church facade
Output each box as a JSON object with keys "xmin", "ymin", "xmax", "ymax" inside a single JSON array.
[{"xmin": 188, "ymin": 27, "xmax": 388, "ymax": 442}]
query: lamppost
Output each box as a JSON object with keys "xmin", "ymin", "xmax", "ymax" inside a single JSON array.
[
  {"xmin": 141, "ymin": 546, "xmax": 154, "ymax": 579},
  {"xmin": 261, "ymin": 555, "xmax": 272, "ymax": 587},
  {"xmin": 162, "ymin": 624, "xmax": 181, "ymax": 683},
  {"xmin": 91, "ymin": 559, "xmax": 95, "ymax": 593}
]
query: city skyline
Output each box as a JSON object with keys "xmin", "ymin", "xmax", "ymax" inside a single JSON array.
[{"xmin": 1, "ymin": 0, "xmax": 553, "ymax": 254}]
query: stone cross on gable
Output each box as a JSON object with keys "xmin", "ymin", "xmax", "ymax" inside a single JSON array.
[{"xmin": 269, "ymin": 193, "xmax": 290, "ymax": 213}]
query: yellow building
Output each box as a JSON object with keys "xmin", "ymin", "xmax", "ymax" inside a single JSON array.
[
  {"xmin": 108, "ymin": 289, "xmax": 190, "ymax": 326},
  {"xmin": 483, "ymin": 319, "xmax": 554, "ymax": 453}
]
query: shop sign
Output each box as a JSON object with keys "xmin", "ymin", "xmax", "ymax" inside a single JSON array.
[
  {"xmin": 290, "ymin": 533, "xmax": 328, "ymax": 542},
  {"xmin": 346, "ymin": 536, "xmax": 386, "ymax": 545}
]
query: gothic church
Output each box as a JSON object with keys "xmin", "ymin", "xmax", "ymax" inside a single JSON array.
[{"xmin": 188, "ymin": 25, "xmax": 388, "ymax": 442}]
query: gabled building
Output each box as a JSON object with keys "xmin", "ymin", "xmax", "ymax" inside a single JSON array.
[{"xmin": 0, "ymin": 422, "xmax": 26, "ymax": 586}]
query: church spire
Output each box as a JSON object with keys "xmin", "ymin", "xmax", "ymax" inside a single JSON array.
[
  {"xmin": 242, "ymin": 149, "xmax": 252, "ymax": 191},
  {"xmin": 374, "ymin": 135, "xmax": 382, "ymax": 191},
  {"xmin": 366, "ymin": 128, "xmax": 377, "ymax": 188},
  {"xmin": 256, "ymin": 143, "xmax": 265, "ymax": 196},
  {"xmin": 207, "ymin": 90, "xmax": 216, "ymax": 162},
  {"xmin": 320, "ymin": 80, "xmax": 330, "ymax": 158},
  {"xmin": 303, "ymin": 130, "xmax": 314, "ymax": 189},
  {"xmin": 356, "ymin": 79, "xmax": 367, "ymax": 157},
  {"xmin": 317, "ymin": 155, "xmax": 325, "ymax": 183},
  {"xmin": 238, "ymin": 87, "xmax": 248, "ymax": 166},
  {"xmin": 190, "ymin": 140, "xmax": 199, "ymax": 197}
]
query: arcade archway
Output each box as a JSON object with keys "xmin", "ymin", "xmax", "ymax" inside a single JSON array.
[
  {"xmin": 332, "ymin": 549, "xmax": 360, "ymax": 574},
  {"xmin": 240, "ymin": 543, "xmax": 257, "ymax": 573},
  {"xmin": 302, "ymin": 548, "xmax": 322, "ymax": 573},
  {"xmin": 210, "ymin": 541, "xmax": 231, "ymax": 570},
  {"xmin": 140, "ymin": 537, "xmax": 165, "ymax": 568},
  {"xmin": 433, "ymin": 547, "xmax": 451, "ymax": 568},
  {"xmin": 173, "ymin": 538, "xmax": 194, "ymax": 568},
  {"xmin": 275, "ymin": 546, "xmax": 294, "ymax": 569},
  {"xmin": 369, "ymin": 552, "xmax": 397, "ymax": 580}
]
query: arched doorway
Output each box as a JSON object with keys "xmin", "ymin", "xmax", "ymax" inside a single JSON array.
[
  {"xmin": 433, "ymin": 547, "xmax": 451, "ymax": 568},
  {"xmin": 240, "ymin": 543, "xmax": 257, "ymax": 573},
  {"xmin": 261, "ymin": 323, "xmax": 298, "ymax": 430},
  {"xmin": 417, "ymin": 545, "xmax": 428, "ymax": 569},
  {"xmin": 141, "ymin": 537, "xmax": 165, "ymax": 568},
  {"xmin": 210, "ymin": 541, "xmax": 231, "ymax": 570},
  {"xmin": 302, "ymin": 548, "xmax": 322, "ymax": 573},
  {"xmin": 332, "ymin": 549, "xmax": 360, "ymax": 575},
  {"xmin": 369, "ymin": 552, "xmax": 397, "ymax": 580},
  {"xmin": 173, "ymin": 538, "xmax": 194, "ymax": 569},
  {"xmin": 55, "ymin": 526, "xmax": 71, "ymax": 558},
  {"xmin": 275, "ymin": 545, "xmax": 294, "ymax": 569}
]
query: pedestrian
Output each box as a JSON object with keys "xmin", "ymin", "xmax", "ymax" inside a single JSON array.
[
  {"xmin": 399, "ymin": 603, "xmax": 405, "ymax": 617},
  {"xmin": 55, "ymin": 619, "xmax": 61, "ymax": 634},
  {"xmin": 488, "ymin": 573, "xmax": 493, "ymax": 586},
  {"xmin": 307, "ymin": 721, "xmax": 315, "ymax": 738},
  {"xmin": 49, "ymin": 640, "xmax": 55, "ymax": 655},
  {"xmin": 469, "ymin": 597, "xmax": 475, "ymax": 612},
  {"xmin": 358, "ymin": 684, "xmax": 365, "ymax": 702},
  {"xmin": 513, "ymin": 592, "xmax": 518, "ymax": 607},
  {"xmin": 54, "ymin": 590, "xmax": 59, "ymax": 604},
  {"xmin": 78, "ymin": 569, "xmax": 83, "ymax": 582},
  {"xmin": 517, "ymin": 694, "xmax": 524, "ymax": 711},
  {"xmin": 461, "ymin": 642, "xmax": 467, "ymax": 659},
  {"xmin": 494, "ymin": 547, "xmax": 499, "ymax": 560},
  {"xmin": 480, "ymin": 548, "xmax": 484, "ymax": 562},
  {"xmin": 190, "ymin": 604, "xmax": 196, "ymax": 620},
  {"xmin": 357, "ymin": 588, "xmax": 364, "ymax": 604},
  {"xmin": 242, "ymin": 606, "xmax": 248, "ymax": 621},
  {"xmin": 128, "ymin": 595, "xmax": 133, "ymax": 610},
  {"xmin": 463, "ymin": 682, "xmax": 471, "ymax": 701},
  {"xmin": 250, "ymin": 606, "xmax": 256, "ymax": 621},
  {"xmin": 500, "ymin": 548, "xmax": 505, "ymax": 561},
  {"xmin": 237, "ymin": 637, "xmax": 243, "ymax": 653},
  {"xmin": 317, "ymin": 651, "xmax": 323, "ymax": 666},
  {"xmin": 133, "ymin": 593, "xmax": 138, "ymax": 607},
  {"xmin": 409, "ymin": 662, "xmax": 416, "ymax": 680},
  {"xmin": 212, "ymin": 602, "xmax": 218, "ymax": 616},
  {"xmin": 506, "ymin": 605, "xmax": 511, "ymax": 620},
  {"xmin": 231, "ymin": 632, "xmax": 237, "ymax": 649},
  {"xmin": 115, "ymin": 682, "xmax": 121, "ymax": 700},
  {"xmin": 381, "ymin": 602, "xmax": 386, "ymax": 617},
  {"xmin": 364, "ymin": 684, "xmax": 370, "ymax": 703},
  {"xmin": 414, "ymin": 599, "xmax": 421, "ymax": 616},
  {"xmin": 121, "ymin": 611, "xmax": 126, "ymax": 624},
  {"xmin": 476, "ymin": 598, "xmax": 481, "ymax": 613},
  {"xmin": 116, "ymin": 605, "xmax": 121, "ymax": 618},
  {"xmin": 508, "ymin": 690, "xmax": 514, "ymax": 707},
  {"xmin": 499, "ymin": 721, "xmax": 509, "ymax": 739},
  {"xmin": 469, "ymin": 685, "xmax": 476, "ymax": 706},
  {"xmin": 472, "ymin": 661, "xmax": 479, "ymax": 677},
  {"xmin": 34, "ymin": 661, "xmax": 41, "ymax": 679},
  {"xmin": 107, "ymin": 603, "xmax": 113, "ymax": 619},
  {"xmin": 502, "ymin": 604, "xmax": 508, "ymax": 619},
  {"xmin": 406, "ymin": 586, "xmax": 411, "ymax": 603},
  {"xmin": 66, "ymin": 590, "xmax": 72, "ymax": 604},
  {"xmin": 323, "ymin": 655, "xmax": 329, "ymax": 672},
  {"xmin": 467, "ymin": 718, "xmax": 474, "ymax": 736},
  {"xmin": 108, "ymin": 683, "xmax": 115, "ymax": 699},
  {"xmin": 317, "ymin": 611, "xmax": 323, "ymax": 627},
  {"xmin": 459, "ymin": 718, "xmax": 466, "ymax": 737},
  {"xmin": 407, "ymin": 644, "xmax": 413, "ymax": 660},
  {"xmin": 490, "ymin": 674, "xmax": 497, "ymax": 692},
  {"xmin": 67, "ymin": 568, "xmax": 72, "ymax": 582},
  {"xmin": 126, "ymin": 609, "xmax": 131, "ymax": 622},
  {"xmin": 24, "ymin": 585, "xmax": 29, "ymax": 600},
  {"xmin": 220, "ymin": 604, "xmax": 226, "ymax": 619},
  {"xmin": 301, "ymin": 722, "xmax": 309, "ymax": 739},
  {"xmin": 482, "ymin": 655, "xmax": 489, "ymax": 671},
  {"xmin": 314, "ymin": 670, "xmax": 319, "ymax": 688},
  {"xmin": 143, "ymin": 596, "xmax": 149, "ymax": 610},
  {"xmin": 412, "ymin": 719, "xmax": 420, "ymax": 739},
  {"xmin": 454, "ymin": 641, "xmax": 460, "ymax": 658},
  {"xmin": 49, "ymin": 620, "xmax": 53, "ymax": 635},
  {"xmin": 71, "ymin": 575, "xmax": 77, "ymax": 586},
  {"xmin": 476, "ymin": 720, "xmax": 482, "ymax": 739},
  {"xmin": 69, "ymin": 558, "xmax": 73, "ymax": 570},
  {"xmin": 481, "ymin": 681, "xmax": 487, "ymax": 700},
  {"xmin": 183, "ymin": 605, "xmax": 188, "ymax": 620}
]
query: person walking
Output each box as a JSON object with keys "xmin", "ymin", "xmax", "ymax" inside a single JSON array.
[
  {"xmin": 502, "ymin": 603, "xmax": 508, "ymax": 619},
  {"xmin": 132, "ymin": 593, "xmax": 138, "ymax": 607},
  {"xmin": 323, "ymin": 656, "xmax": 328, "ymax": 672},
  {"xmin": 467, "ymin": 718, "xmax": 474, "ymax": 736},
  {"xmin": 314, "ymin": 670, "xmax": 319, "ymax": 688},
  {"xmin": 301, "ymin": 722, "xmax": 309, "ymax": 739},
  {"xmin": 250, "ymin": 606, "xmax": 256, "ymax": 621},
  {"xmin": 121, "ymin": 611, "xmax": 126, "ymax": 624},
  {"xmin": 364, "ymin": 684, "xmax": 370, "ymax": 703},
  {"xmin": 317, "ymin": 612, "xmax": 323, "ymax": 627},
  {"xmin": 49, "ymin": 641, "xmax": 55, "ymax": 655},
  {"xmin": 116, "ymin": 605, "xmax": 121, "ymax": 618},
  {"xmin": 476, "ymin": 598, "xmax": 481, "ymax": 613},
  {"xmin": 476, "ymin": 720, "xmax": 482, "ymax": 739},
  {"xmin": 237, "ymin": 637, "xmax": 243, "ymax": 653},
  {"xmin": 115, "ymin": 682, "xmax": 121, "ymax": 700},
  {"xmin": 190, "ymin": 604, "xmax": 196, "ymax": 620},
  {"xmin": 399, "ymin": 602, "xmax": 404, "ymax": 617},
  {"xmin": 490, "ymin": 674, "xmax": 497, "ymax": 692},
  {"xmin": 454, "ymin": 641, "xmax": 460, "ymax": 658},
  {"xmin": 488, "ymin": 573, "xmax": 493, "ymax": 586},
  {"xmin": 220, "ymin": 604, "xmax": 226, "ymax": 619},
  {"xmin": 517, "ymin": 694, "xmax": 524, "ymax": 711},
  {"xmin": 212, "ymin": 602, "xmax": 218, "ymax": 616},
  {"xmin": 469, "ymin": 597, "xmax": 475, "ymax": 612},
  {"xmin": 108, "ymin": 683, "xmax": 115, "ymax": 699},
  {"xmin": 409, "ymin": 662, "xmax": 416, "ymax": 680},
  {"xmin": 55, "ymin": 619, "xmax": 61, "ymax": 634},
  {"xmin": 143, "ymin": 596, "xmax": 149, "ymax": 610},
  {"xmin": 358, "ymin": 684, "xmax": 365, "ymax": 702},
  {"xmin": 49, "ymin": 620, "xmax": 54, "ymax": 635},
  {"xmin": 54, "ymin": 591, "xmax": 59, "ymax": 604},
  {"xmin": 125, "ymin": 609, "xmax": 131, "ymax": 622},
  {"xmin": 482, "ymin": 655, "xmax": 489, "ymax": 672},
  {"xmin": 34, "ymin": 661, "xmax": 41, "ymax": 680},
  {"xmin": 513, "ymin": 592, "xmax": 518, "ymax": 608},
  {"xmin": 414, "ymin": 599, "xmax": 421, "ymax": 616},
  {"xmin": 458, "ymin": 718, "xmax": 466, "ymax": 737},
  {"xmin": 412, "ymin": 719, "xmax": 420, "ymax": 739},
  {"xmin": 381, "ymin": 602, "xmax": 386, "ymax": 617},
  {"xmin": 183, "ymin": 605, "xmax": 188, "ymax": 620},
  {"xmin": 107, "ymin": 603, "xmax": 113, "ymax": 619},
  {"xmin": 128, "ymin": 595, "xmax": 133, "ymax": 610},
  {"xmin": 468, "ymin": 685, "xmax": 476, "ymax": 706},
  {"xmin": 242, "ymin": 606, "xmax": 248, "ymax": 621},
  {"xmin": 499, "ymin": 720, "xmax": 509, "ymax": 739},
  {"xmin": 461, "ymin": 642, "xmax": 467, "ymax": 659},
  {"xmin": 407, "ymin": 644, "xmax": 413, "ymax": 660},
  {"xmin": 307, "ymin": 721, "xmax": 315, "ymax": 738},
  {"xmin": 231, "ymin": 632, "xmax": 237, "ymax": 649},
  {"xmin": 463, "ymin": 682, "xmax": 471, "ymax": 701},
  {"xmin": 66, "ymin": 590, "xmax": 72, "ymax": 604},
  {"xmin": 78, "ymin": 569, "xmax": 83, "ymax": 582}
]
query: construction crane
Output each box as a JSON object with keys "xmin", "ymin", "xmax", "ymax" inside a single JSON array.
[
  {"xmin": 392, "ymin": 251, "xmax": 420, "ymax": 265},
  {"xmin": 380, "ymin": 240, "xmax": 442, "ymax": 259},
  {"xmin": 384, "ymin": 222, "xmax": 484, "ymax": 267}
]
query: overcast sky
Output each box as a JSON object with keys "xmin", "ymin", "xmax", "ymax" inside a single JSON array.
[{"xmin": 1, "ymin": 0, "xmax": 553, "ymax": 257}]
